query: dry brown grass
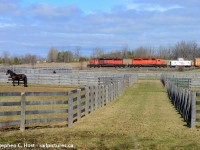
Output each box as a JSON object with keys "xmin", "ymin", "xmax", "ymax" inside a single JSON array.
[
  {"xmin": 14, "ymin": 61, "xmax": 89, "ymax": 69},
  {"xmin": 0, "ymin": 83, "xmax": 77, "ymax": 92}
]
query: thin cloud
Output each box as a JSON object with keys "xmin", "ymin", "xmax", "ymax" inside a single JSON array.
[
  {"xmin": 126, "ymin": 3, "xmax": 184, "ymax": 12},
  {"xmin": 28, "ymin": 3, "xmax": 83, "ymax": 20}
]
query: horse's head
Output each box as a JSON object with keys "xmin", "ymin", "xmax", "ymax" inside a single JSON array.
[
  {"xmin": 6, "ymin": 69, "xmax": 10, "ymax": 75},
  {"xmin": 6, "ymin": 69, "xmax": 13, "ymax": 75}
]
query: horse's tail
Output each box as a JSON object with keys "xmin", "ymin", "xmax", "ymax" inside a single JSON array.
[{"xmin": 24, "ymin": 75, "xmax": 28, "ymax": 87}]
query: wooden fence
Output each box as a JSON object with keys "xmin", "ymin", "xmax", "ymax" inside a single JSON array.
[
  {"xmin": 163, "ymin": 80, "xmax": 200, "ymax": 128},
  {"xmin": 161, "ymin": 76, "xmax": 191, "ymax": 89},
  {"xmin": 0, "ymin": 75, "xmax": 137, "ymax": 131},
  {"xmin": 0, "ymin": 66, "xmax": 72, "ymax": 74},
  {"xmin": 161, "ymin": 73, "xmax": 200, "ymax": 89},
  {"xmin": 0, "ymin": 72, "xmax": 138, "ymax": 86}
]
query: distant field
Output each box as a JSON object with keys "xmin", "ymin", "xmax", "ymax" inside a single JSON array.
[
  {"xmin": 0, "ymin": 83, "xmax": 78, "ymax": 92},
  {"xmin": 10, "ymin": 61, "xmax": 89, "ymax": 69}
]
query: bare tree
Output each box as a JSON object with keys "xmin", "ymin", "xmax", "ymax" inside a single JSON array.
[
  {"xmin": 74, "ymin": 46, "xmax": 81, "ymax": 61},
  {"xmin": 172, "ymin": 41, "xmax": 199, "ymax": 59},
  {"xmin": 2, "ymin": 51, "xmax": 9, "ymax": 64},
  {"xmin": 47, "ymin": 47, "xmax": 58, "ymax": 62},
  {"xmin": 156, "ymin": 46, "xmax": 172, "ymax": 59},
  {"xmin": 133, "ymin": 47, "xmax": 154, "ymax": 58},
  {"xmin": 104, "ymin": 50, "xmax": 122, "ymax": 58},
  {"xmin": 92, "ymin": 47, "xmax": 104, "ymax": 58},
  {"xmin": 122, "ymin": 44, "xmax": 129, "ymax": 58}
]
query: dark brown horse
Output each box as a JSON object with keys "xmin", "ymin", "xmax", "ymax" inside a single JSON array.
[{"xmin": 6, "ymin": 69, "xmax": 28, "ymax": 87}]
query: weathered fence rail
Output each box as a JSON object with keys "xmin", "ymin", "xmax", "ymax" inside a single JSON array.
[
  {"xmin": 161, "ymin": 76, "xmax": 200, "ymax": 128},
  {"xmin": 0, "ymin": 75, "xmax": 138, "ymax": 131}
]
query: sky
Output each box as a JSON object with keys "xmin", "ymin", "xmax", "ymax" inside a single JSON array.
[{"xmin": 0, "ymin": 0, "xmax": 200, "ymax": 58}]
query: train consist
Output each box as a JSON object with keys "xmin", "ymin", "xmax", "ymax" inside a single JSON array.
[{"xmin": 87, "ymin": 58, "xmax": 200, "ymax": 68}]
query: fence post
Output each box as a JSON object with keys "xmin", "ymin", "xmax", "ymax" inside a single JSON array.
[
  {"xmin": 77, "ymin": 89, "xmax": 81, "ymax": 121},
  {"xmin": 117, "ymin": 82, "xmax": 120, "ymax": 96},
  {"xmin": 90, "ymin": 86, "xmax": 94, "ymax": 112},
  {"xmin": 68, "ymin": 91, "xmax": 73, "ymax": 127},
  {"xmin": 100, "ymin": 85, "xmax": 104, "ymax": 107},
  {"xmin": 95, "ymin": 86, "xmax": 99, "ymax": 109},
  {"xmin": 20, "ymin": 92, "xmax": 26, "ymax": 131},
  {"xmin": 114, "ymin": 82, "xmax": 117, "ymax": 99},
  {"xmin": 105, "ymin": 85, "xmax": 109, "ymax": 104},
  {"xmin": 189, "ymin": 79, "xmax": 192, "ymax": 89},
  {"xmin": 58, "ymin": 75, "xmax": 61, "ymax": 86},
  {"xmin": 191, "ymin": 92, "xmax": 196, "ymax": 128},
  {"xmin": 85, "ymin": 87, "xmax": 90, "ymax": 115},
  {"xmin": 98, "ymin": 77, "xmax": 101, "ymax": 85},
  {"xmin": 111, "ymin": 83, "xmax": 114, "ymax": 101}
]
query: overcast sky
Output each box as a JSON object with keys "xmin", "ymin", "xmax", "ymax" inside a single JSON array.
[{"xmin": 0, "ymin": 0, "xmax": 199, "ymax": 57}]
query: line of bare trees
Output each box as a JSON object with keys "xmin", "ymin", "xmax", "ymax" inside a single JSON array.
[
  {"xmin": 0, "ymin": 52, "xmax": 38, "ymax": 65},
  {"xmin": 1, "ymin": 41, "xmax": 200, "ymax": 65},
  {"xmin": 47, "ymin": 46, "xmax": 88, "ymax": 63},
  {"xmin": 92, "ymin": 41, "xmax": 200, "ymax": 60}
]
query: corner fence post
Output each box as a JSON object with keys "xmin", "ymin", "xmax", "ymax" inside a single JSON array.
[
  {"xmin": 20, "ymin": 92, "xmax": 26, "ymax": 131},
  {"xmin": 68, "ymin": 91, "xmax": 73, "ymax": 127},
  {"xmin": 191, "ymin": 92, "xmax": 196, "ymax": 128}
]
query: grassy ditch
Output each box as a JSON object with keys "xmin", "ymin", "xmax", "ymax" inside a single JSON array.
[{"xmin": 0, "ymin": 80, "xmax": 200, "ymax": 149}]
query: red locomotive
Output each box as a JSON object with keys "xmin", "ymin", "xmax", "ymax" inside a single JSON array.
[
  {"xmin": 128, "ymin": 58, "xmax": 167, "ymax": 67},
  {"xmin": 87, "ymin": 58, "xmax": 126, "ymax": 67},
  {"xmin": 87, "ymin": 58, "xmax": 167, "ymax": 68}
]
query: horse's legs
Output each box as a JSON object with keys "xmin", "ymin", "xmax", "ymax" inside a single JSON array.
[
  {"xmin": 12, "ymin": 80, "xmax": 15, "ymax": 86},
  {"xmin": 24, "ymin": 79, "xmax": 27, "ymax": 87},
  {"xmin": 18, "ymin": 80, "xmax": 20, "ymax": 85},
  {"xmin": 24, "ymin": 76, "xmax": 28, "ymax": 87}
]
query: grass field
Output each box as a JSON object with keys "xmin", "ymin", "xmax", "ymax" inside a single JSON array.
[{"xmin": 1, "ymin": 80, "xmax": 200, "ymax": 149}]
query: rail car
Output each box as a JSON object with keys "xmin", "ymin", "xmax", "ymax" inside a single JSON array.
[
  {"xmin": 87, "ymin": 58, "xmax": 126, "ymax": 68},
  {"xmin": 128, "ymin": 58, "xmax": 167, "ymax": 67},
  {"xmin": 170, "ymin": 58, "xmax": 192, "ymax": 67},
  {"xmin": 194, "ymin": 58, "xmax": 200, "ymax": 67}
]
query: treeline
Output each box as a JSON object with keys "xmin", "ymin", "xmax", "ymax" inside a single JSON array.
[
  {"xmin": 93, "ymin": 41, "xmax": 200, "ymax": 60},
  {"xmin": 1, "ymin": 41, "xmax": 200, "ymax": 65},
  {"xmin": 0, "ymin": 53, "xmax": 38, "ymax": 65},
  {"xmin": 0, "ymin": 47, "xmax": 88, "ymax": 65},
  {"xmin": 47, "ymin": 47, "xmax": 88, "ymax": 63}
]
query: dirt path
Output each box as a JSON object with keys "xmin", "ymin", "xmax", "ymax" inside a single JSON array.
[{"xmin": 1, "ymin": 80, "xmax": 200, "ymax": 149}]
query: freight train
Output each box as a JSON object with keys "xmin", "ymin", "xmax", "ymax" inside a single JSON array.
[{"xmin": 87, "ymin": 58, "xmax": 200, "ymax": 68}]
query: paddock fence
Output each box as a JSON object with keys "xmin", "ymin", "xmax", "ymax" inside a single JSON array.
[
  {"xmin": 161, "ymin": 73, "xmax": 200, "ymax": 89},
  {"xmin": 161, "ymin": 75, "xmax": 200, "ymax": 128},
  {"xmin": 0, "ymin": 75, "xmax": 138, "ymax": 131},
  {"xmin": 0, "ymin": 66, "xmax": 72, "ymax": 74},
  {"xmin": 0, "ymin": 71, "xmax": 138, "ymax": 86}
]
